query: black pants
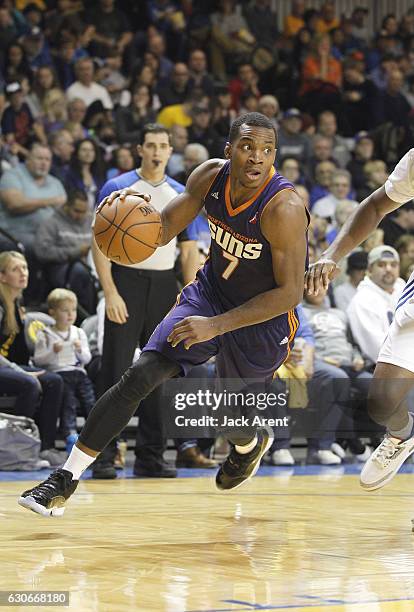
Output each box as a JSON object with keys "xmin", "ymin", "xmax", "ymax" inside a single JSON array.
[
  {"xmin": 96, "ymin": 265, "xmax": 178, "ymax": 465},
  {"xmin": 59, "ymin": 369, "xmax": 96, "ymax": 437}
]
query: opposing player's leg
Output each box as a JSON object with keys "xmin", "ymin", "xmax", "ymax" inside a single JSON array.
[
  {"xmin": 360, "ymin": 361, "xmax": 414, "ymax": 491},
  {"xmin": 215, "ymin": 312, "xmax": 296, "ymax": 490}
]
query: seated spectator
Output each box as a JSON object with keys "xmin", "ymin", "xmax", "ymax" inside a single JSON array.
[
  {"xmin": 228, "ymin": 63, "xmax": 260, "ymax": 112},
  {"xmin": 346, "ymin": 132, "xmax": 375, "ymax": 195},
  {"xmin": 66, "ymin": 57, "xmax": 113, "ymax": 111},
  {"xmin": 312, "ymin": 169, "xmax": 357, "ymax": 220},
  {"xmin": 369, "ymin": 53, "xmax": 399, "ymax": 91},
  {"xmin": 300, "ymin": 32, "xmax": 342, "ymax": 116},
  {"xmin": 65, "ymin": 97, "xmax": 89, "ymax": 141},
  {"xmin": 65, "ymin": 138, "xmax": 106, "ymax": 211},
  {"xmin": 326, "ymin": 199, "xmax": 358, "ymax": 243},
  {"xmin": 284, "ymin": 0, "xmax": 305, "ymax": 38},
  {"xmin": 350, "ymin": 6, "xmax": 369, "ymax": 43},
  {"xmin": 358, "ymin": 159, "xmax": 388, "ymax": 201},
  {"xmin": 52, "ymin": 33, "xmax": 88, "ymax": 91},
  {"xmin": 0, "ymin": 251, "xmax": 64, "ymax": 466},
  {"xmin": 187, "ymin": 49, "xmax": 214, "ymax": 97},
  {"xmin": 280, "ymin": 157, "xmax": 301, "ymax": 185},
  {"xmin": 173, "ymin": 142, "xmax": 209, "ymax": 184},
  {"xmin": 96, "ymin": 49, "xmax": 128, "ymax": 107},
  {"xmin": 166, "ymin": 124, "xmax": 188, "ymax": 177},
  {"xmin": 158, "ymin": 62, "xmax": 190, "ymax": 107},
  {"xmin": 380, "ymin": 201, "xmax": 414, "ymax": 248},
  {"xmin": 41, "ymin": 88, "xmax": 68, "ymax": 134},
  {"xmin": 395, "ymin": 234, "xmax": 414, "ymax": 281},
  {"xmin": 21, "ymin": 26, "xmax": 52, "ymax": 71},
  {"xmin": 309, "ymin": 159, "xmax": 336, "ymax": 206},
  {"xmin": 276, "ymin": 108, "xmax": 311, "ymax": 166},
  {"xmin": 258, "ymin": 95, "xmax": 279, "ymax": 131},
  {"xmin": 303, "ymin": 286, "xmax": 373, "ymax": 462},
  {"xmin": 209, "ymin": 1, "xmax": 256, "ymax": 82},
  {"xmin": 0, "ymin": 142, "xmax": 66, "ymax": 255},
  {"xmin": 239, "ymin": 91, "xmax": 259, "ymax": 114},
  {"xmin": 347, "ymin": 245, "xmax": 405, "ymax": 365},
  {"xmin": 315, "ymin": 1, "xmax": 340, "ymax": 33},
  {"xmin": 317, "ymin": 110, "xmax": 350, "ymax": 168},
  {"xmin": 33, "ymin": 189, "xmax": 96, "ymax": 315},
  {"xmin": 106, "ymin": 146, "xmax": 135, "ymax": 180},
  {"xmin": 33, "ymin": 288, "xmax": 95, "ymax": 454},
  {"xmin": 1, "ymin": 81, "xmax": 46, "ymax": 158},
  {"xmin": 115, "ymin": 84, "xmax": 156, "ymax": 145},
  {"xmin": 307, "ymin": 134, "xmax": 335, "ymax": 181},
  {"xmin": 145, "ymin": 31, "xmax": 174, "ymax": 84},
  {"xmin": 309, "ymin": 212, "xmax": 329, "ymax": 259},
  {"xmin": 49, "ymin": 129, "xmax": 75, "ymax": 185},
  {"xmin": 157, "ymin": 91, "xmax": 207, "ymax": 129},
  {"xmin": 377, "ymin": 69, "xmax": 412, "ymax": 128},
  {"xmin": 334, "ymin": 251, "xmax": 368, "ymax": 313},
  {"xmin": 187, "ymin": 105, "xmax": 224, "ymax": 158},
  {"xmin": 29, "ymin": 65, "xmax": 62, "ymax": 120},
  {"xmin": 83, "ymin": 0, "xmax": 133, "ymax": 59},
  {"xmin": 211, "ymin": 83, "xmax": 237, "ymax": 138},
  {"xmin": 341, "ymin": 59, "xmax": 380, "ymax": 134},
  {"xmin": 3, "ymin": 42, "xmax": 32, "ymax": 82}
]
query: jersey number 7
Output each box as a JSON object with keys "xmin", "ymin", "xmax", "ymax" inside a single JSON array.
[{"xmin": 221, "ymin": 250, "xmax": 239, "ymax": 280}]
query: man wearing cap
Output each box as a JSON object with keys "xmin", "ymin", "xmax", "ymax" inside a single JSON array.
[
  {"xmin": 347, "ymin": 246, "xmax": 404, "ymax": 365},
  {"xmin": 276, "ymin": 108, "xmax": 311, "ymax": 166},
  {"xmin": 334, "ymin": 251, "xmax": 368, "ymax": 312},
  {"xmin": 1, "ymin": 82, "xmax": 46, "ymax": 155},
  {"xmin": 306, "ymin": 147, "xmax": 414, "ymax": 495}
]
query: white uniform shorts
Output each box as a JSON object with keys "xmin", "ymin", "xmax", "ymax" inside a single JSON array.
[{"xmin": 378, "ymin": 272, "xmax": 414, "ymax": 373}]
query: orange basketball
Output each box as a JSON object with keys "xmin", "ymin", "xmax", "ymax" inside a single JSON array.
[{"xmin": 94, "ymin": 195, "xmax": 162, "ymax": 265}]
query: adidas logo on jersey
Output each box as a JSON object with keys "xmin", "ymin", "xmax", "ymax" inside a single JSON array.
[
  {"xmin": 211, "ymin": 192, "xmax": 219, "ymax": 199},
  {"xmin": 279, "ymin": 336, "xmax": 289, "ymax": 345}
]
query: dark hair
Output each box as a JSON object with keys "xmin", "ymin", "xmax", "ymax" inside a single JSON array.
[
  {"xmin": 67, "ymin": 189, "xmax": 88, "ymax": 206},
  {"xmin": 140, "ymin": 123, "xmax": 171, "ymax": 145},
  {"xmin": 70, "ymin": 138, "xmax": 106, "ymax": 185},
  {"xmin": 228, "ymin": 112, "xmax": 277, "ymax": 145}
]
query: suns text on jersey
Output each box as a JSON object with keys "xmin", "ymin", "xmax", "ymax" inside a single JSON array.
[{"xmin": 207, "ymin": 215, "xmax": 263, "ymax": 260}]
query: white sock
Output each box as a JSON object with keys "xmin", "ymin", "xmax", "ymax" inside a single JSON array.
[
  {"xmin": 389, "ymin": 413, "xmax": 414, "ymax": 441},
  {"xmin": 63, "ymin": 445, "xmax": 96, "ymax": 480},
  {"xmin": 235, "ymin": 435, "xmax": 258, "ymax": 454}
]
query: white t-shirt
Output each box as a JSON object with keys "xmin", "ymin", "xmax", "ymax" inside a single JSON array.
[
  {"xmin": 66, "ymin": 81, "xmax": 114, "ymax": 110},
  {"xmin": 384, "ymin": 148, "xmax": 414, "ymax": 203}
]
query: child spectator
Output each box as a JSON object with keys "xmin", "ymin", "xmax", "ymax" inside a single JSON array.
[{"xmin": 33, "ymin": 289, "xmax": 95, "ymax": 454}]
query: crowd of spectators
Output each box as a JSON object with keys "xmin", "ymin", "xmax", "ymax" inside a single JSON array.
[{"xmin": 1, "ymin": 0, "xmax": 414, "ymax": 469}]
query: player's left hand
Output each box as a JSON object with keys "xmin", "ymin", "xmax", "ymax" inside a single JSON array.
[{"xmin": 167, "ymin": 316, "xmax": 219, "ymax": 350}]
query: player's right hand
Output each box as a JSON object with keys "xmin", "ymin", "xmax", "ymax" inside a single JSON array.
[
  {"xmin": 105, "ymin": 290, "xmax": 129, "ymax": 324},
  {"xmin": 305, "ymin": 258, "xmax": 340, "ymax": 295},
  {"xmin": 98, "ymin": 189, "xmax": 151, "ymax": 212}
]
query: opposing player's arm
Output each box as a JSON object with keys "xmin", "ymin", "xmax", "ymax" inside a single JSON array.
[
  {"xmin": 168, "ymin": 190, "xmax": 308, "ymax": 349},
  {"xmin": 158, "ymin": 160, "xmax": 223, "ymax": 245},
  {"xmin": 306, "ymin": 186, "xmax": 405, "ymax": 294}
]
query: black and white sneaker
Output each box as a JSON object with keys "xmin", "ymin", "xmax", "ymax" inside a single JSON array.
[
  {"xmin": 18, "ymin": 469, "xmax": 78, "ymax": 517},
  {"xmin": 215, "ymin": 428, "xmax": 273, "ymax": 491}
]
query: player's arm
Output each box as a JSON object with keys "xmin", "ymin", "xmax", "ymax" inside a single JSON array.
[
  {"xmin": 91, "ymin": 238, "xmax": 128, "ymax": 325},
  {"xmin": 168, "ymin": 190, "xmax": 308, "ymax": 349},
  {"xmin": 179, "ymin": 240, "xmax": 200, "ymax": 285}
]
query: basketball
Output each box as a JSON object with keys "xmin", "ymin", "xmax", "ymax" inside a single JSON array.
[{"xmin": 94, "ymin": 194, "xmax": 162, "ymax": 265}]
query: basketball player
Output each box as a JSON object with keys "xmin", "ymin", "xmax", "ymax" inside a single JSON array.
[
  {"xmin": 306, "ymin": 148, "xmax": 414, "ymax": 491},
  {"xmin": 91, "ymin": 124, "xmax": 199, "ymax": 479},
  {"xmin": 18, "ymin": 112, "xmax": 309, "ymax": 516}
]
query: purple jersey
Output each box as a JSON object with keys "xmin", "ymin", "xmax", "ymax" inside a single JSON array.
[{"xmin": 198, "ymin": 161, "xmax": 302, "ymax": 310}]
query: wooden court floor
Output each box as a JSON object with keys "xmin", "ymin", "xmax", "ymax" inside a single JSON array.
[{"xmin": 2, "ymin": 469, "xmax": 414, "ymax": 612}]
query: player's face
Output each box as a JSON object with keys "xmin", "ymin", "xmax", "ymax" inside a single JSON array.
[
  {"xmin": 369, "ymin": 259, "xmax": 399, "ymax": 290},
  {"xmin": 226, "ymin": 125, "xmax": 276, "ymax": 189},
  {"xmin": 138, "ymin": 132, "xmax": 173, "ymax": 173}
]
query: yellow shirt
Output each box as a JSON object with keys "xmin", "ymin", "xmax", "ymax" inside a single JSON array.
[
  {"xmin": 15, "ymin": 0, "xmax": 46, "ymax": 9},
  {"xmin": 156, "ymin": 104, "xmax": 192, "ymax": 129},
  {"xmin": 315, "ymin": 17, "xmax": 340, "ymax": 33},
  {"xmin": 284, "ymin": 15, "xmax": 305, "ymax": 37}
]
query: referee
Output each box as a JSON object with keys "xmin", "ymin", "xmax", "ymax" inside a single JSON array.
[{"xmin": 91, "ymin": 124, "xmax": 199, "ymax": 478}]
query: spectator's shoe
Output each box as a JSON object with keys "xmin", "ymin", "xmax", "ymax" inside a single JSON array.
[
  {"xmin": 39, "ymin": 449, "xmax": 66, "ymax": 467},
  {"xmin": 360, "ymin": 433, "xmax": 414, "ymax": 491},
  {"xmin": 176, "ymin": 446, "xmax": 218, "ymax": 468},
  {"xmin": 216, "ymin": 428, "xmax": 273, "ymax": 491},
  {"xmin": 355, "ymin": 445, "xmax": 372, "ymax": 463},
  {"xmin": 65, "ymin": 433, "xmax": 78, "ymax": 455},
  {"xmin": 133, "ymin": 459, "xmax": 177, "ymax": 478},
  {"xmin": 330, "ymin": 442, "xmax": 347, "ymax": 459},
  {"xmin": 270, "ymin": 449, "xmax": 295, "ymax": 466},
  {"xmin": 91, "ymin": 462, "xmax": 117, "ymax": 479},
  {"xmin": 307, "ymin": 450, "xmax": 341, "ymax": 465},
  {"xmin": 18, "ymin": 469, "xmax": 78, "ymax": 517}
]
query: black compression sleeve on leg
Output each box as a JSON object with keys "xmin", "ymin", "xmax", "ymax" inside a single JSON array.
[{"xmin": 78, "ymin": 351, "xmax": 181, "ymax": 452}]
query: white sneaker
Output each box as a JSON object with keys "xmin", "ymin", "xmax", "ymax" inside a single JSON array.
[
  {"xmin": 311, "ymin": 450, "xmax": 342, "ymax": 465},
  {"xmin": 331, "ymin": 442, "xmax": 346, "ymax": 459},
  {"xmin": 355, "ymin": 445, "xmax": 372, "ymax": 463},
  {"xmin": 271, "ymin": 449, "xmax": 295, "ymax": 466},
  {"xmin": 360, "ymin": 434, "xmax": 414, "ymax": 491}
]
